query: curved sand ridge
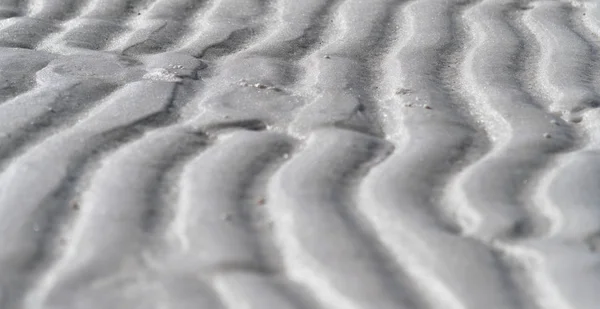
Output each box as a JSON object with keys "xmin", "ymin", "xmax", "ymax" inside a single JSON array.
[{"xmin": 0, "ymin": 0, "xmax": 599, "ymax": 308}]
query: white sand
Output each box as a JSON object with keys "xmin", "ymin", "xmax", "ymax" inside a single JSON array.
[{"xmin": 0, "ymin": 0, "xmax": 598, "ymax": 308}]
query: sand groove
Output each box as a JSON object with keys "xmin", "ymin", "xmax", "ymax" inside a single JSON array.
[
  {"xmin": 360, "ymin": 1, "xmax": 522, "ymax": 309},
  {"xmin": 0, "ymin": 0, "xmax": 598, "ymax": 308}
]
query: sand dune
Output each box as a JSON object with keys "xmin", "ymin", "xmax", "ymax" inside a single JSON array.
[{"xmin": 0, "ymin": 0, "xmax": 599, "ymax": 308}]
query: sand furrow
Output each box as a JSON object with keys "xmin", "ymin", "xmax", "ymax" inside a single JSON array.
[
  {"xmin": 166, "ymin": 130, "xmax": 319, "ymax": 309},
  {"xmin": 358, "ymin": 1, "xmax": 523, "ymax": 309},
  {"xmin": 0, "ymin": 51, "xmax": 202, "ymax": 175},
  {"xmin": 527, "ymin": 1, "xmax": 600, "ymax": 241},
  {"xmin": 27, "ymin": 0, "xmax": 85, "ymax": 21},
  {"xmin": 565, "ymin": 0, "xmax": 600, "ymax": 252},
  {"xmin": 0, "ymin": 52, "xmax": 205, "ymax": 307},
  {"xmin": 267, "ymin": 128, "xmax": 428, "ymax": 309},
  {"xmin": 580, "ymin": 0, "xmax": 600, "ymax": 94},
  {"xmin": 0, "ymin": 79, "xmax": 180, "ymax": 307},
  {"xmin": 0, "ymin": 0, "xmax": 88, "ymax": 49},
  {"xmin": 185, "ymin": 0, "xmax": 340, "ymax": 134},
  {"xmin": 0, "ymin": 81, "xmax": 116, "ymax": 165},
  {"xmin": 175, "ymin": 0, "xmax": 267, "ymax": 58},
  {"xmin": 0, "ymin": 16, "xmax": 57, "ymax": 49},
  {"xmin": 1, "ymin": 53, "xmax": 206, "ymax": 292},
  {"xmin": 480, "ymin": 3, "xmax": 600, "ymax": 309},
  {"xmin": 25, "ymin": 128, "xmax": 209, "ymax": 309},
  {"xmin": 233, "ymin": 0, "xmax": 342, "ymax": 92},
  {"xmin": 36, "ymin": 0, "xmax": 153, "ymax": 53},
  {"xmin": 243, "ymin": 0, "xmax": 341, "ymax": 59},
  {"xmin": 0, "ymin": 12, "xmax": 276, "ymax": 306},
  {"xmin": 523, "ymin": 1, "xmax": 599, "ymax": 117},
  {"xmin": 290, "ymin": 0, "xmax": 399, "ymax": 137},
  {"xmin": 447, "ymin": 0, "xmax": 574, "ymax": 241},
  {"xmin": 0, "ymin": 53, "xmax": 138, "ymax": 171},
  {"xmin": 492, "ymin": 238, "xmax": 600, "ymax": 309},
  {"xmin": 108, "ymin": 0, "xmax": 208, "ymax": 55},
  {"xmin": 149, "ymin": 0, "xmax": 279, "ymax": 128},
  {"xmin": 0, "ymin": 1, "xmax": 596, "ymax": 308}
]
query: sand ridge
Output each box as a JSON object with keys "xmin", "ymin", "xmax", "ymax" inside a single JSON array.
[{"xmin": 0, "ymin": 0, "xmax": 598, "ymax": 308}]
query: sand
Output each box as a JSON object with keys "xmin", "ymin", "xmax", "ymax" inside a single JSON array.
[{"xmin": 0, "ymin": 0, "xmax": 599, "ymax": 308}]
